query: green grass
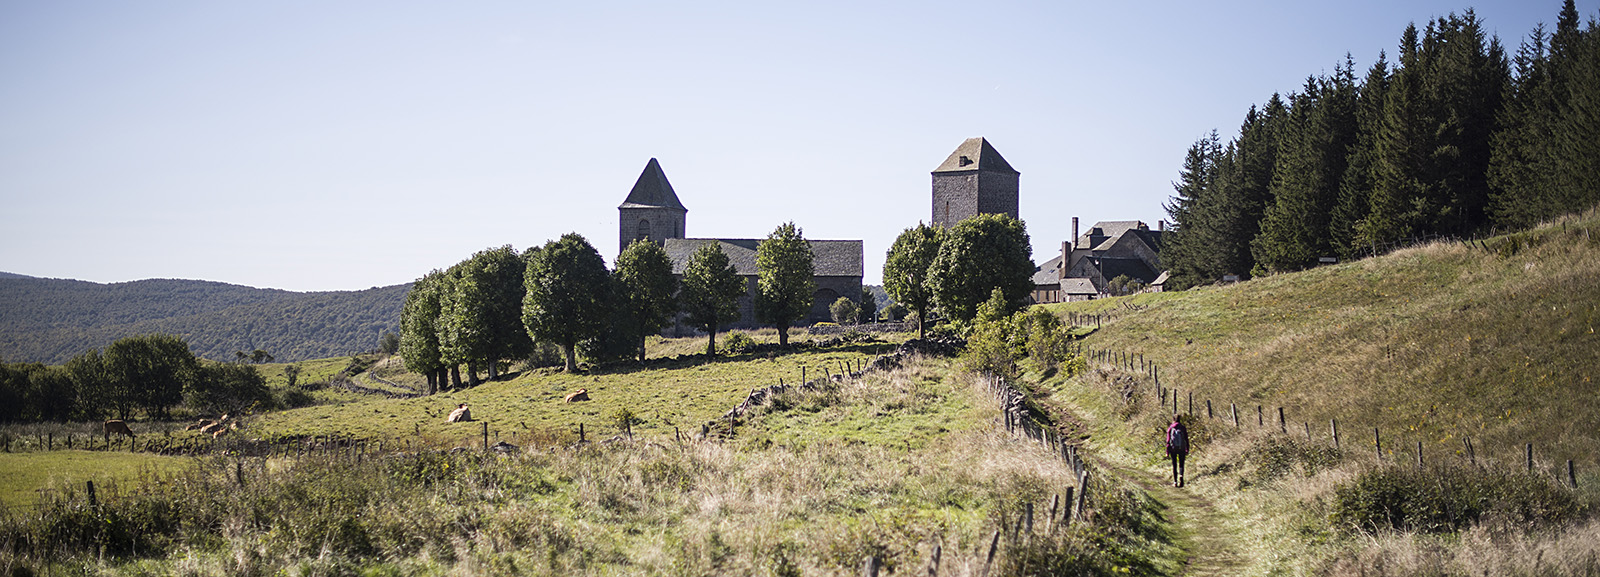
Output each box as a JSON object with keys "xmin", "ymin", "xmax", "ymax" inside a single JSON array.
[
  {"xmin": 248, "ymin": 340, "xmax": 899, "ymax": 447},
  {"xmin": 0, "ymin": 450, "xmax": 191, "ymax": 510},
  {"xmin": 1035, "ymin": 207, "xmax": 1600, "ymax": 576}
]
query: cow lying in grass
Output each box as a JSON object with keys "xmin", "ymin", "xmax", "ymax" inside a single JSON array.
[
  {"xmin": 185, "ymin": 413, "xmax": 229, "ymax": 432},
  {"xmin": 564, "ymin": 389, "xmax": 590, "ymax": 402},
  {"xmin": 447, "ymin": 403, "xmax": 472, "ymax": 423}
]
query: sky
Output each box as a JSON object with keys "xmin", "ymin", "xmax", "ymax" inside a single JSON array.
[{"xmin": 0, "ymin": 0, "xmax": 1579, "ymax": 292}]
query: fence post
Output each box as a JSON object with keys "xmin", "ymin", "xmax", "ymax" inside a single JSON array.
[
  {"xmin": 1062, "ymin": 486, "xmax": 1075, "ymax": 527},
  {"xmin": 1231, "ymin": 403, "xmax": 1238, "ymax": 427},
  {"xmin": 928, "ymin": 544, "xmax": 943, "ymax": 577},
  {"xmin": 1187, "ymin": 391, "xmax": 1193, "ymax": 416},
  {"xmin": 862, "ymin": 555, "xmax": 880, "ymax": 577},
  {"xmin": 1278, "ymin": 407, "xmax": 1286, "ymax": 433},
  {"xmin": 1048, "ymin": 493, "xmax": 1060, "ymax": 534},
  {"xmin": 482, "ymin": 422, "xmax": 489, "ymax": 451},
  {"xmin": 86, "ymin": 480, "xmax": 97, "ymax": 507},
  {"xmin": 1305, "ymin": 422, "xmax": 1311, "ymax": 442},
  {"xmin": 982, "ymin": 530, "xmax": 1000, "ymax": 577},
  {"xmin": 1257, "ymin": 405, "xmax": 1263, "ymax": 426},
  {"xmin": 1206, "ymin": 400, "xmax": 1213, "ymax": 419},
  {"xmin": 1416, "ymin": 441, "xmax": 1424, "ymax": 468},
  {"xmin": 1569, "ymin": 460, "xmax": 1578, "ymax": 488},
  {"xmin": 1527, "ymin": 443, "xmax": 1534, "ymax": 473},
  {"xmin": 1374, "ymin": 428, "xmax": 1382, "ymax": 461},
  {"xmin": 1331, "ymin": 419, "xmax": 1339, "ymax": 450}
]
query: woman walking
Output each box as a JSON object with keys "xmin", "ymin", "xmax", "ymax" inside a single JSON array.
[{"xmin": 1167, "ymin": 415, "xmax": 1190, "ymax": 487}]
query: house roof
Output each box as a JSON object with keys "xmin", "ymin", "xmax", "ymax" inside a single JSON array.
[
  {"xmin": 1032, "ymin": 254, "xmax": 1064, "ymax": 286},
  {"xmin": 1077, "ymin": 220, "xmax": 1146, "ymax": 250},
  {"xmin": 1060, "ymin": 278, "xmax": 1098, "ymax": 295},
  {"xmin": 663, "ymin": 238, "xmax": 863, "ymax": 277},
  {"xmin": 932, "ymin": 137, "xmax": 1019, "ymax": 175},
  {"xmin": 618, "ymin": 158, "xmax": 687, "ymax": 211}
]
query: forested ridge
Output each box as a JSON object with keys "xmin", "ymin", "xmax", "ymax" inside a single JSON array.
[
  {"xmin": 0, "ymin": 275, "xmax": 406, "ymax": 364},
  {"xmin": 1163, "ymin": 2, "xmax": 1600, "ymax": 289}
]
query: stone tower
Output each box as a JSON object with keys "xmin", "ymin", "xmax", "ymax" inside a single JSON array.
[
  {"xmin": 931, "ymin": 137, "xmax": 1020, "ymax": 227},
  {"xmin": 618, "ymin": 158, "xmax": 687, "ymax": 254}
]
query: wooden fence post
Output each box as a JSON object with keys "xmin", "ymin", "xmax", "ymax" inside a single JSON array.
[
  {"xmin": 1231, "ymin": 403, "xmax": 1238, "ymax": 427},
  {"xmin": 1374, "ymin": 428, "xmax": 1382, "ymax": 461},
  {"xmin": 1331, "ymin": 419, "xmax": 1339, "ymax": 450},
  {"xmin": 1187, "ymin": 391, "xmax": 1193, "ymax": 416},
  {"xmin": 1062, "ymin": 487, "xmax": 1075, "ymax": 527},
  {"xmin": 1048, "ymin": 494, "xmax": 1060, "ymax": 534},
  {"xmin": 1416, "ymin": 441, "xmax": 1424, "ymax": 468},
  {"xmin": 1569, "ymin": 460, "xmax": 1578, "ymax": 488},
  {"xmin": 1527, "ymin": 443, "xmax": 1534, "ymax": 473},
  {"xmin": 1206, "ymin": 400, "xmax": 1213, "ymax": 419},
  {"xmin": 482, "ymin": 422, "xmax": 489, "ymax": 451},
  {"xmin": 862, "ymin": 555, "xmax": 880, "ymax": 577},
  {"xmin": 1304, "ymin": 422, "xmax": 1311, "ymax": 442},
  {"xmin": 982, "ymin": 530, "xmax": 1000, "ymax": 577},
  {"xmin": 928, "ymin": 544, "xmax": 942, "ymax": 577},
  {"xmin": 1257, "ymin": 405, "xmax": 1263, "ymax": 427},
  {"xmin": 1278, "ymin": 407, "xmax": 1286, "ymax": 433}
]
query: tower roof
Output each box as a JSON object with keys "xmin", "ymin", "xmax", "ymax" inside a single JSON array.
[
  {"xmin": 619, "ymin": 158, "xmax": 687, "ymax": 211},
  {"xmin": 932, "ymin": 137, "xmax": 1019, "ymax": 175}
]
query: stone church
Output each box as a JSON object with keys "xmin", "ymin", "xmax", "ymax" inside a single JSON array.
[{"xmin": 618, "ymin": 158, "xmax": 864, "ymax": 332}]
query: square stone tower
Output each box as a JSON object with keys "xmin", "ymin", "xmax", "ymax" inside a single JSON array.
[
  {"xmin": 931, "ymin": 137, "xmax": 1020, "ymax": 227},
  {"xmin": 618, "ymin": 158, "xmax": 688, "ymax": 254}
]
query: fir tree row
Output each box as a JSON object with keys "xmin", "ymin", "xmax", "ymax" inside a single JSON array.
[{"xmin": 1163, "ymin": 2, "xmax": 1599, "ymax": 289}]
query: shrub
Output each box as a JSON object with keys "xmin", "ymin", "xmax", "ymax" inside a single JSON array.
[
  {"xmin": 1238, "ymin": 434, "xmax": 1341, "ymax": 486},
  {"xmin": 829, "ymin": 297, "xmax": 860, "ymax": 325},
  {"xmin": 1330, "ymin": 464, "xmax": 1582, "ymax": 534},
  {"xmin": 718, "ymin": 331, "xmax": 757, "ymax": 355}
]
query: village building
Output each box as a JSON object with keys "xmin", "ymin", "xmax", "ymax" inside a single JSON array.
[
  {"xmin": 617, "ymin": 158, "xmax": 864, "ymax": 333},
  {"xmin": 931, "ymin": 137, "xmax": 1020, "ymax": 227},
  {"xmin": 1032, "ymin": 217, "xmax": 1167, "ymax": 302}
]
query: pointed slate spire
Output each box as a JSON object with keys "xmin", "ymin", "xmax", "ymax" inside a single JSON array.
[
  {"xmin": 619, "ymin": 158, "xmax": 687, "ymax": 211},
  {"xmin": 932, "ymin": 137, "xmax": 1019, "ymax": 175}
]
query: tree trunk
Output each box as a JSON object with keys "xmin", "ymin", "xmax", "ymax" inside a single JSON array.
[
  {"xmin": 706, "ymin": 328, "xmax": 717, "ymax": 356},
  {"xmin": 917, "ymin": 309, "xmax": 927, "ymax": 340},
  {"xmin": 449, "ymin": 365, "xmax": 461, "ymax": 389},
  {"xmin": 488, "ymin": 361, "xmax": 498, "ymax": 381},
  {"xmin": 638, "ymin": 333, "xmax": 648, "ymax": 363},
  {"xmin": 467, "ymin": 362, "xmax": 480, "ymax": 387},
  {"xmin": 777, "ymin": 323, "xmax": 789, "ymax": 346},
  {"xmin": 425, "ymin": 370, "xmax": 437, "ymax": 395},
  {"xmin": 562, "ymin": 343, "xmax": 578, "ymax": 373}
]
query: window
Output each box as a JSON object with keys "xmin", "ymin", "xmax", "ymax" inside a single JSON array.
[{"xmin": 637, "ymin": 219, "xmax": 651, "ymax": 241}]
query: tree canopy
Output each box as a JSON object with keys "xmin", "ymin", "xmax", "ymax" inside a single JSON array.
[
  {"xmin": 613, "ymin": 239, "xmax": 679, "ymax": 361},
  {"xmin": 928, "ymin": 214, "xmax": 1034, "ymax": 323},
  {"xmin": 523, "ymin": 234, "xmax": 611, "ymax": 372},
  {"xmin": 679, "ymin": 242, "xmax": 745, "ymax": 356},
  {"xmin": 754, "ymin": 222, "xmax": 816, "ymax": 346},
  {"xmin": 882, "ymin": 223, "xmax": 943, "ymax": 338}
]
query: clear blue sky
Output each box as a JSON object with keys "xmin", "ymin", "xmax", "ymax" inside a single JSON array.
[{"xmin": 0, "ymin": 1, "xmax": 1575, "ymax": 291}]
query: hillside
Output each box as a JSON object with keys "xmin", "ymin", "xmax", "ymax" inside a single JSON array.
[
  {"xmin": 0, "ymin": 276, "xmax": 408, "ymax": 364},
  {"xmin": 1039, "ymin": 207, "xmax": 1600, "ymax": 575},
  {"xmin": 1054, "ymin": 207, "xmax": 1600, "ymax": 465}
]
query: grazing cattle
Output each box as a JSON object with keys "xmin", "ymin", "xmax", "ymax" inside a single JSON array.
[
  {"xmin": 564, "ymin": 389, "xmax": 590, "ymax": 403},
  {"xmin": 103, "ymin": 420, "xmax": 135, "ymax": 439},
  {"xmin": 447, "ymin": 403, "xmax": 473, "ymax": 423}
]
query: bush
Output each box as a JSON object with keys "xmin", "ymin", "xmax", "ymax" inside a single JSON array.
[
  {"xmin": 1330, "ymin": 464, "xmax": 1582, "ymax": 534},
  {"xmin": 829, "ymin": 297, "xmax": 860, "ymax": 325},
  {"xmin": 719, "ymin": 331, "xmax": 757, "ymax": 355},
  {"xmin": 1238, "ymin": 434, "xmax": 1340, "ymax": 486}
]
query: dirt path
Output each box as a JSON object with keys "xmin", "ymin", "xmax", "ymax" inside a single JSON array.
[{"xmin": 1114, "ymin": 461, "xmax": 1249, "ymax": 576}]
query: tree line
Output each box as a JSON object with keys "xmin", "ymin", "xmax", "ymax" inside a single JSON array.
[
  {"xmin": 0, "ymin": 334, "xmax": 271, "ymax": 423},
  {"xmin": 1162, "ymin": 2, "xmax": 1599, "ymax": 290},
  {"xmin": 399, "ymin": 223, "xmax": 831, "ymax": 387}
]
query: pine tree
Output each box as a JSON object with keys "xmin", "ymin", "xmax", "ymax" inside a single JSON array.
[
  {"xmin": 1550, "ymin": 11, "xmax": 1600, "ymax": 213},
  {"xmin": 1161, "ymin": 132, "xmax": 1223, "ymax": 289},
  {"xmin": 1254, "ymin": 64, "xmax": 1359, "ymax": 274},
  {"xmin": 1210, "ymin": 96, "xmax": 1286, "ymax": 278},
  {"xmin": 1333, "ymin": 53, "xmax": 1391, "ymax": 258}
]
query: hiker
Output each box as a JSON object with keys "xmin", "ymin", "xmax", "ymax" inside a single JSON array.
[{"xmin": 1167, "ymin": 414, "xmax": 1190, "ymax": 487}]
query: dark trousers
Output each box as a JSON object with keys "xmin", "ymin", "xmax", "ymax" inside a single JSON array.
[{"xmin": 1170, "ymin": 451, "xmax": 1187, "ymax": 485}]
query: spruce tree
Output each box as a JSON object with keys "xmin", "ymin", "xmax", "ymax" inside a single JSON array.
[
  {"xmin": 1333, "ymin": 53, "xmax": 1391, "ymax": 258},
  {"xmin": 1161, "ymin": 132, "xmax": 1223, "ymax": 289}
]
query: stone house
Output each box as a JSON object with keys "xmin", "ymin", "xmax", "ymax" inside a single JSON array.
[
  {"xmin": 1033, "ymin": 218, "xmax": 1166, "ymax": 303},
  {"xmin": 931, "ymin": 137, "xmax": 1020, "ymax": 228},
  {"xmin": 616, "ymin": 158, "xmax": 864, "ymax": 333}
]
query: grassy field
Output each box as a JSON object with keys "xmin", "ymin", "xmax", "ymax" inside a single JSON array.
[
  {"xmin": 0, "ymin": 451, "xmax": 191, "ymax": 510},
  {"xmin": 245, "ymin": 335, "xmax": 899, "ymax": 448},
  {"xmin": 1, "ymin": 354, "xmax": 1175, "ymax": 576}
]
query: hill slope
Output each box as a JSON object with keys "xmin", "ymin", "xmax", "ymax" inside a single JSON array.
[
  {"xmin": 0, "ymin": 277, "xmax": 407, "ymax": 364},
  {"xmin": 1054, "ymin": 206, "xmax": 1600, "ymax": 469}
]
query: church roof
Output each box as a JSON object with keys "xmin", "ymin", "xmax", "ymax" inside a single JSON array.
[
  {"xmin": 619, "ymin": 158, "xmax": 687, "ymax": 211},
  {"xmin": 663, "ymin": 238, "xmax": 863, "ymax": 277},
  {"xmin": 932, "ymin": 137, "xmax": 1019, "ymax": 175}
]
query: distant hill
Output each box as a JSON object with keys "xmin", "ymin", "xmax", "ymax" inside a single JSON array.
[{"xmin": 0, "ymin": 277, "xmax": 408, "ymax": 364}]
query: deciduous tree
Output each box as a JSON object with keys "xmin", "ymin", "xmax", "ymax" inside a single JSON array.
[
  {"xmin": 755, "ymin": 222, "xmax": 815, "ymax": 346},
  {"xmin": 523, "ymin": 234, "xmax": 610, "ymax": 372},
  {"xmin": 883, "ymin": 224, "xmax": 943, "ymax": 338},
  {"xmin": 679, "ymin": 242, "xmax": 745, "ymax": 356},
  {"xmin": 928, "ymin": 214, "xmax": 1034, "ymax": 323}
]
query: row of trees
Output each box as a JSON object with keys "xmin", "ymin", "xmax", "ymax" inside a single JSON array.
[
  {"xmin": 400, "ymin": 223, "xmax": 832, "ymax": 382},
  {"xmin": 882, "ymin": 213, "xmax": 1036, "ymax": 338},
  {"xmin": 1162, "ymin": 2, "xmax": 1599, "ymax": 289},
  {"xmin": 0, "ymin": 334, "xmax": 271, "ymax": 423}
]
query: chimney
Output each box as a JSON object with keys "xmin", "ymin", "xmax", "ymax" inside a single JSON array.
[
  {"xmin": 1158, "ymin": 220, "xmax": 1166, "ymax": 232},
  {"xmin": 1071, "ymin": 217, "xmax": 1080, "ymax": 251},
  {"xmin": 1060, "ymin": 241, "xmax": 1069, "ymax": 269}
]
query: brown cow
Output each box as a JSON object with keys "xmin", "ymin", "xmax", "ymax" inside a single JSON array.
[
  {"xmin": 446, "ymin": 403, "xmax": 473, "ymax": 423},
  {"xmin": 103, "ymin": 420, "xmax": 135, "ymax": 439},
  {"xmin": 564, "ymin": 389, "xmax": 590, "ymax": 403}
]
